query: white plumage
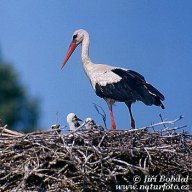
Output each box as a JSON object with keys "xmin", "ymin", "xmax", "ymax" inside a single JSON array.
[
  {"xmin": 88, "ymin": 65, "xmax": 123, "ymax": 89},
  {"xmin": 66, "ymin": 113, "xmax": 82, "ymax": 131},
  {"xmin": 84, "ymin": 117, "xmax": 96, "ymax": 129}
]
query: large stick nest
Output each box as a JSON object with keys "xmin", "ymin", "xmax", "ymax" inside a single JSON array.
[{"xmin": 0, "ymin": 117, "xmax": 191, "ymax": 192}]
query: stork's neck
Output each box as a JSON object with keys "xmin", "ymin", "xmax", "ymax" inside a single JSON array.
[{"xmin": 81, "ymin": 32, "xmax": 92, "ymax": 66}]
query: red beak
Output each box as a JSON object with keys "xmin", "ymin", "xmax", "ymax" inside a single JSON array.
[{"xmin": 61, "ymin": 40, "xmax": 78, "ymax": 69}]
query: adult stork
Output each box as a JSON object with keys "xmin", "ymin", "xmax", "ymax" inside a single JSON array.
[{"xmin": 61, "ymin": 29, "xmax": 165, "ymax": 130}]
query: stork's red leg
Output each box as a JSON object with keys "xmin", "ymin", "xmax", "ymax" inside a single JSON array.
[
  {"xmin": 106, "ymin": 100, "xmax": 116, "ymax": 130},
  {"xmin": 125, "ymin": 102, "xmax": 135, "ymax": 129},
  {"xmin": 109, "ymin": 108, "xmax": 116, "ymax": 130}
]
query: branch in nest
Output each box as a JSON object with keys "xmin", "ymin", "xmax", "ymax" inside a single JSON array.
[{"xmin": 93, "ymin": 103, "xmax": 107, "ymax": 128}]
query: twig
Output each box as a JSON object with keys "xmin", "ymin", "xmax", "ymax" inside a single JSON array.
[
  {"xmin": 141, "ymin": 116, "xmax": 184, "ymax": 129},
  {"xmin": 93, "ymin": 103, "xmax": 107, "ymax": 128},
  {"xmin": 159, "ymin": 114, "xmax": 167, "ymax": 129}
]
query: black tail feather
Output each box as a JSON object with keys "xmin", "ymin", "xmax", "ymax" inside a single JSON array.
[
  {"xmin": 155, "ymin": 96, "xmax": 165, "ymax": 109},
  {"xmin": 146, "ymin": 83, "xmax": 165, "ymax": 101}
]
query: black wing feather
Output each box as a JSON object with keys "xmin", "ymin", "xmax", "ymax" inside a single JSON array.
[{"xmin": 95, "ymin": 68, "xmax": 165, "ymax": 108}]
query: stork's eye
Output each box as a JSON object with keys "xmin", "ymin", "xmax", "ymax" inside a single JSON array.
[{"xmin": 73, "ymin": 34, "xmax": 77, "ymax": 40}]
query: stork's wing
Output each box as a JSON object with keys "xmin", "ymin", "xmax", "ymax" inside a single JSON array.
[
  {"xmin": 126, "ymin": 69, "xmax": 146, "ymax": 81},
  {"xmin": 112, "ymin": 68, "xmax": 165, "ymax": 101},
  {"xmin": 94, "ymin": 67, "xmax": 164, "ymax": 109}
]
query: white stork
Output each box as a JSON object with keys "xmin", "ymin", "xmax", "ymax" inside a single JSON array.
[
  {"xmin": 66, "ymin": 113, "xmax": 82, "ymax": 131},
  {"xmin": 84, "ymin": 117, "xmax": 96, "ymax": 129},
  {"xmin": 62, "ymin": 29, "xmax": 165, "ymax": 130},
  {"xmin": 85, "ymin": 117, "xmax": 104, "ymax": 131}
]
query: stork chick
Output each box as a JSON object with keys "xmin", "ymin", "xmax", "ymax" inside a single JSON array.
[
  {"xmin": 85, "ymin": 117, "xmax": 96, "ymax": 129},
  {"xmin": 66, "ymin": 113, "xmax": 82, "ymax": 131}
]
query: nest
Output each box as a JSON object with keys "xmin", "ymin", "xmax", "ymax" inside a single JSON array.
[{"xmin": 0, "ymin": 117, "xmax": 191, "ymax": 192}]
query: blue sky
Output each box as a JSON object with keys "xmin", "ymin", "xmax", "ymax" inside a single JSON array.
[{"xmin": 0, "ymin": 0, "xmax": 191, "ymax": 132}]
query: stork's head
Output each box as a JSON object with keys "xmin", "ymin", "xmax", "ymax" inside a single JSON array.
[
  {"xmin": 85, "ymin": 117, "xmax": 96, "ymax": 129},
  {"xmin": 85, "ymin": 117, "xmax": 95, "ymax": 125},
  {"xmin": 72, "ymin": 29, "xmax": 86, "ymax": 44},
  {"xmin": 61, "ymin": 29, "xmax": 88, "ymax": 68}
]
